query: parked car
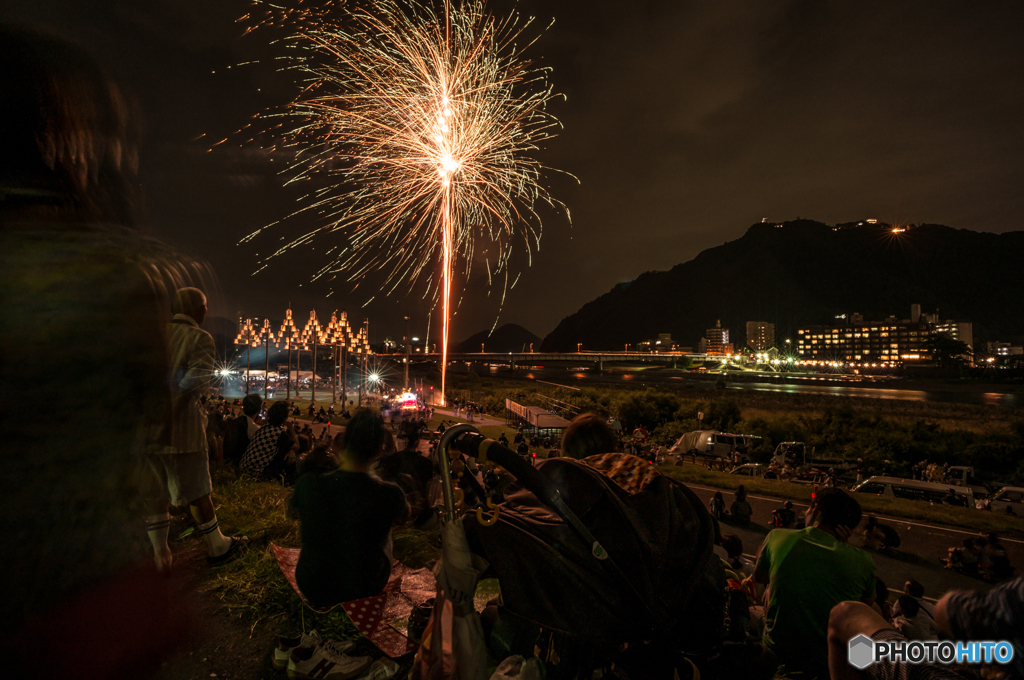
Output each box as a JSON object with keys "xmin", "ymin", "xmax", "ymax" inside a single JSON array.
[
  {"xmin": 730, "ymin": 463, "xmax": 766, "ymax": 478},
  {"xmin": 987, "ymin": 486, "xmax": 1024, "ymax": 515}
]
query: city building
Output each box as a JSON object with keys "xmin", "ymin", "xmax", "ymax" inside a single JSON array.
[
  {"xmin": 987, "ymin": 341, "xmax": 1024, "ymax": 357},
  {"xmin": 704, "ymin": 321, "xmax": 731, "ymax": 355},
  {"xmin": 637, "ymin": 333, "xmax": 676, "ymax": 352},
  {"xmin": 796, "ymin": 320, "xmax": 931, "ymax": 366},
  {"xmin": 746, "ymin": 321, "xmax": 775, "ymax": 351},
  {"xmin": 795, "ymin": 305, "xmax": 974, "ymax": 367},
  {"xmin": 931, "ymin": 321, "xmax": 973, "ymax": 352}
]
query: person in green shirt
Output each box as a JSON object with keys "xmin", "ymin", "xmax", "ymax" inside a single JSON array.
[{"xmin": 754, "ymin": 488, "xmax": 876, "ymax": 678}]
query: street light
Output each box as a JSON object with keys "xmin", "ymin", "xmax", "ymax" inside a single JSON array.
[{"xmin": 577, "ymin": 342, "xmax": 582, "ymax": 353}]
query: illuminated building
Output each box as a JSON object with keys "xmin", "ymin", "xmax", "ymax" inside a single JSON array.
[
  {"xmin": 705, "ymin": 321, "xmax": 731, "ymax": 355},
  {"xmin": 746, "ymin": 321, "xmax": 775, "ymax": 351},
  {"xmin": 795, "ymin": 305, "xmax": 973, "ymax": 367}
]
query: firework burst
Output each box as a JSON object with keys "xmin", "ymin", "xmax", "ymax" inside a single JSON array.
[{"xmin": 239, "ymin": 0, "xmax": 570, "ymax": 404}]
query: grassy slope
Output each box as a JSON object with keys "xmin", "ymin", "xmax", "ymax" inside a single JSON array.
[{"xmin": 203, "ymin": 465, "xmax": 443, "ymax": 641}]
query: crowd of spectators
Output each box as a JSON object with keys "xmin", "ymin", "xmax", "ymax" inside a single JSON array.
[{"xmin": 3, "ymin": 26, "xmax": 1021, "ymax": 679}]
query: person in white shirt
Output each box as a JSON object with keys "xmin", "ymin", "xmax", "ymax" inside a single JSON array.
[{"xmin": 145, "ymin": 288, "xmax": 246, "ymax": 570}]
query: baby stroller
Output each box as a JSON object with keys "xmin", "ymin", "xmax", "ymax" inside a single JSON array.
[{"xmin": 436, "ymin": 425, "xmax": 722, "ymax": 679}]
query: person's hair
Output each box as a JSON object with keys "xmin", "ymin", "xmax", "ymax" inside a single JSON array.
[
  {"xmin": 904, "ymin": 579, "xmax": 924, "ymax": 599},
  {"xmin": 267, "ymin": 400, "xmax": 289, "ymax": 427},
  {"xmin": 721, "ymin": 533, "xmax": 743, "ymax": 560},
  {"xmin": 895, "ymin": 594, "xmax": 919, "ymax": 618},
  {"xmin": 297, "ymin": 434, "xmax": 311, "ymax": 455},
  {"xmin": 297, "ymin": 444, "xmax": 338, "ymax": 476},
  {"xmin": 784, "ymin": 501, "xmax": 793, "ymax": 509},
  {"xmin": 171, "ymin": 287, "xmax": 206, "ymax": 319},
  {"xmin": 713, "ymin": 491, "xmax": 724, "ymax": 501},
  {"xmin": 560, "ymin": 413, "xmax": 618, "ymax": 460},
  {"xmin": 0, "ymin": 26, "xmax": 140, "ymax": 225},
  {"xmin": 342, "ymin": 408, "xmax": 386, "ymax": 463},
  {"xmin": 814, "ymin": 488, "xmax": 862, "ymax": 530},
  {"xmin": 735, "ymin": 485, "xmax": 747, "ymax": 501},
  {"xmin": 241, "ymin": 393, "xmax": 262, "ymax": 417}
]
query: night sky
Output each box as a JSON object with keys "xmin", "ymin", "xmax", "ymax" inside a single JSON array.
[{"xmin": 4, "ymin": 1, "xmax": 1023, "ymax": 343}]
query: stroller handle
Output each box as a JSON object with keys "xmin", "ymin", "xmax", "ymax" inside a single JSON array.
[{"xmin": 440, "ymin": 427, "xmax": 558, "ymax": 509}]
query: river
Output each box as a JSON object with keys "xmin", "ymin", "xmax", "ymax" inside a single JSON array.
[{"xmin": 446, "ymin": 363, "xmax": 1023, "ymax": 408}]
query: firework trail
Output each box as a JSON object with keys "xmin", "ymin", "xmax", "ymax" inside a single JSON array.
[{"xmin": 239, "ymin": 0, "xmax": 570, "ymax": 405}]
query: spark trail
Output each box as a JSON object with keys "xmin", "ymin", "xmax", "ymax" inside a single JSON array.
[{"xmin": 240, "ymin": 0, "xmax": 570, "ymax": 405}]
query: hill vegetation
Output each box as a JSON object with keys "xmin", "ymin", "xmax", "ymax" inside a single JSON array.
[
  {"xmin": 455, "ymin": 322, "xmax": 541, "ymax": 353},
  {"xmin": 541, "ymin": 220, "xmax": 1024, "ymax": 352}
]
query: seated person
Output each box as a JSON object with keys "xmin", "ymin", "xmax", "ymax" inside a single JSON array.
[
  {"xmin": 891, "ymin": 594, "xmax": 937, "ymax": 640},
  {"xmin": 772, "ymin": 500, "xmax": 796, "ymax": 528},
  {"xmin": 290, "ymin": 409, "xmax": 409, "ymax": 608},
  {"xmin": 756, "ymin": 489, "xmax": 876, "ymax": 678},
  {"xmin": 223, "ymin": 393, "xmax": 261, "ymax": 464},
  {"xmin": 720, "ymin": 533, "xmax": 754, "ymax": 577},
  {"xmin": 709, "ymin": 491, "xmax": 726, "ymax": 520},
  {"xmin": 729, "ymin": 487, "xmax": 753, "ymax": 525},
  {"xmin": 827, "ymin": 576, "xmax": 1024, "ymax": 680},
  {"xmin": 239, "ymin": 401, "xmax": 299, "ymax": 480}
]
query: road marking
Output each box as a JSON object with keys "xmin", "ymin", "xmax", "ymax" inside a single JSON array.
[{"xmin": 687, "ymin": 483, "xmax": 1024, "ymax": 545}]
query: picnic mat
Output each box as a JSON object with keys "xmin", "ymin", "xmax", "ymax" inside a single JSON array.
[{"xmin": 271, "ymin": 543, "xmax": 436, "ymax": 658}]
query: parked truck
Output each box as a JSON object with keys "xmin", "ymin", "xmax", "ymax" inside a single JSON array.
[
  {"xmin": 772, "ymin": 441, "xmax": 854, "ymax": 471},
  {"xmin": 670, "ymin": 430, "xmax": 762, "ymax": 460}
]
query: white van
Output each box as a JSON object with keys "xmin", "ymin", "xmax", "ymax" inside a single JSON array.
[{"xmin": 851, "ymin": 476, "xmax": 976, "ymax": 508}]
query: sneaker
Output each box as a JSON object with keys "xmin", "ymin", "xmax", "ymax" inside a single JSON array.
[
  {"xmin": 287, "ymin": 640, "xmax": 371, "ymax": 680},
  {"xmin": 272, "ymin": 629, "xmax": 324, "ymax": 670},
  {"xmin": 355, "ymin": 658, "xmax": 400, "ymax": 680}
]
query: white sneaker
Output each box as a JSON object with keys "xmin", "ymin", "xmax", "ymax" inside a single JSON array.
[
  {"xmin": 356, "ymin": 658, "xmax": 400, "ymax": 680},
  {"xmin": 287, "ymin": 639, "xmax": 371, "ymax": 680},
  {"xmin": 273, "ymin": 629, "xmax": 325, "ymax": 670}
]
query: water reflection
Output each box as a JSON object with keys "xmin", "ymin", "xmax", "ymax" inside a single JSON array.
[{"xmin": 450, "ymin": 363, "xmax": 1021, "ymax": 408}]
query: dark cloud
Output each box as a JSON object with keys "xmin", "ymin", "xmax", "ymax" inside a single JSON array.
[{"xmin": 3, "ymin": 0, "xmax": 1022, "ymax": 341}]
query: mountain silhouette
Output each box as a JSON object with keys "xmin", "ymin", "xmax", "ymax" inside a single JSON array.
[
  {"xmin": 541, "ymin": 219, "xmax": 1024, "ymax": 352},
  {"xmin": 456, "ymin": 323, "xmax": 541, "ymax": 353}
]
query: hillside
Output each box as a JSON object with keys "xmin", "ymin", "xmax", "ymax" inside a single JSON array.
[
  {"xmin": 455, "ymin": 323, "xmax": 541, "ymax": 353},
  {"xmin": 541, "ymin": 220, "xmax": 1024, "ymax": 352}
]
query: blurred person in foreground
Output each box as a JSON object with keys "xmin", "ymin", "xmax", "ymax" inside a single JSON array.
[
  {"xmin": 0, "ymin": 25, "xmax": 196, "ymax": 678},
  {"xmin": 753, "ymin": 488, "xmax": 876, "ymax": 679},
  {"xmin": 145, "ymin": 287, "xmax": 247, "ymax": 569}
]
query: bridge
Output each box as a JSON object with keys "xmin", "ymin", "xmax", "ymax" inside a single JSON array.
[{"xmin": 408, "ymin": 351, "xmax": 728, "ymax": 372}]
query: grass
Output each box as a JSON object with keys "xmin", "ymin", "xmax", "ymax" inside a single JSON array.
[
  {"xmin": 658, "ymin": 464, "xmax": 1024, "ymax": 539},
  {"xmin": 202, "ymin": 464, "xmax": 444, "ymax": 641}
]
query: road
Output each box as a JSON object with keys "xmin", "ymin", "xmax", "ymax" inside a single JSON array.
[{"xmin": 685, "ymin": 481, "xmax": 1024, "ymax": 602}]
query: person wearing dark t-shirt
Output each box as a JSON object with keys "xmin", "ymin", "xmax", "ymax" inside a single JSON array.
[{"xmin": 290, "ymin": 409, "xmax": 409, "ymax": 608}]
